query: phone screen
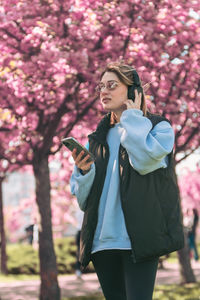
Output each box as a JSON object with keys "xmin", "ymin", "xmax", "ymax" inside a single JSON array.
[{"xmin": 62, "ymin": 137, "xmax": 95, "ymax": 162}]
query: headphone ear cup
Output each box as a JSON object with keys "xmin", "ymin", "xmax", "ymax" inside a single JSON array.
[
  {"xmin": 128, "ymin": 86, "xmax": 143, "ymax": 102},
  {"xmin": 127, "ymin": 70, "xmax": 143, "ymax": 103},
  {"xmin": 127, "ymin": 85, "xmax": 135, "ymax": 101}
]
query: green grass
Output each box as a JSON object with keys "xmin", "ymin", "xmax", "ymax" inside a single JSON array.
[
  {"xmin": 167, "ymin": 251, "xmax": 178, "ymax": 263},
  {"xmin": 159, "ymin": 241, "xmax": 200, "ymax": 264},
  {"xmin": 0, "ymin": 273, "xmax": 39, "ymax": 282},
  {"xmin": 5, "ymin": 238, "xmax": 94, "ymax": 275},
  {"xmin": 154, "ymin": 283, "xmax": 200, "ymax": 299},
  {"xmin": 6, "ymin": 239, "xmax": 200, "ymax": 275},
  {"xmin": 61, "ymin": 283, "xmax": 200, "ymax": 299}
]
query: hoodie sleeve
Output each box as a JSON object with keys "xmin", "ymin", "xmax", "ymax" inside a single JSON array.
[
  {"xmin": 120, "ymin": 109, "xmax": 174, "ymax": 175},
  {"xmin": 69, "ymin": 142, "xmax": 96, "ymax": 211}
]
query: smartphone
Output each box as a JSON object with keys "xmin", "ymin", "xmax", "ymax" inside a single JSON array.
[{"xmin": 61, "ymin": 137, "xmax": 95, "ymax": 162}]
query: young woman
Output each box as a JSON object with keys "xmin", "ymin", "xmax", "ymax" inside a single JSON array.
[{"xmin": 70, "ymin": 62, "xmax": 184, "ymax": 300}]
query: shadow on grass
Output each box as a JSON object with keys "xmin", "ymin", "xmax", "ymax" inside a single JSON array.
[
  {"xmin": 62, "ymin": 295, "xmax": 104, "ymax": 300},
  {"xmin": 62, "ymin": 283, "xmax": 200, "ymax": 300}
]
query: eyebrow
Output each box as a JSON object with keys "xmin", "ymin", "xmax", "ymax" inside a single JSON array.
[{"xmin": 100, "ymin": 80, "xmax": 119, "ymax": 83}]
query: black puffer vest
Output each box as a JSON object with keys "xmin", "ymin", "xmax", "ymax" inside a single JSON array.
[{"xmin": 79, "ymin": 112, "xmax": 184, "ymax": 267}]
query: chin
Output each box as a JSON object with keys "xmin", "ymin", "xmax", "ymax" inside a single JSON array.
[
  {"xmin": 102, "ymin": 104, "xmax": 112, "ymax": 112},
  {"xmin": 104, "ymin": 108, "xmax": 112, "ymax": 112}
]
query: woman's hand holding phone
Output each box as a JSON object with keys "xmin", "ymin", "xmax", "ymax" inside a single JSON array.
[{"xmin": 72, "ymin": 148, "xmax": 94, "ymax": 175}]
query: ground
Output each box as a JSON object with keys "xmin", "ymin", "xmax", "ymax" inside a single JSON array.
[{"xmin": 0, "ymin": 260, "xmax": 200, "ymax": 300}]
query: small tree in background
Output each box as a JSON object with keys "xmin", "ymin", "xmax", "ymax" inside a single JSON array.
[
  {"xmin": 0, "ymin": 159, "xmax": 19, "ymax": 274},
  {"xmin": 0, "ymin": 171, "xmax": 7, "ymax": 275}
]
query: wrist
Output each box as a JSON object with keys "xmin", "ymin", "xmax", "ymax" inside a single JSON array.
[{"xmin": 80, "ymin": 168, "xmax": 90, "ymax": 175}]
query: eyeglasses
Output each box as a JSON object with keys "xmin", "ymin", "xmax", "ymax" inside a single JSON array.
[{"xmin": 95, "ymin": 80, "xmax": 119, "ymax": 93}]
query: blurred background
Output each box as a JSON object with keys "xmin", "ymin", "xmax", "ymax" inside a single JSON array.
[{"xmin": 0, "ymin": 0, "xmax": 199, "ymax": 299}]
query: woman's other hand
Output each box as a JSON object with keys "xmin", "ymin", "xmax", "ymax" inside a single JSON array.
[
  {"xmin": 72, "ymin": 149, "xmax": 94, "ymax": 175},
  {"xmin": 125, "ymin": 89, "xmax": 142, "ymax": 110}
]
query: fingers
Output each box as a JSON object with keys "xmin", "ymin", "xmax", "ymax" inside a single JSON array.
[
  {"xmin": 134, "ymin": 89, "xmax": 142, "ymax": 107},
  {"xmin": 72, "ymin": 148, "xmax": 77, "ymax": 160},
  {"xmin": 126, "ymin": 88, "xmax": 142, "ymax": 110},
  {"xmin": 72, "ymin": 149, "xmax": 93, "ymax": 171}
]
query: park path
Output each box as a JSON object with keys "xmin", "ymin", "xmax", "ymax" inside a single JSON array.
[{"xmin": 0, "ymin": 261, "xmax": 200, "ymax": 300}]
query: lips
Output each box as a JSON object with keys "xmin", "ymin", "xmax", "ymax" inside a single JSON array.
[{"xmin": 102, "ymin": 98, "xmax": 111, "ymax": 103}]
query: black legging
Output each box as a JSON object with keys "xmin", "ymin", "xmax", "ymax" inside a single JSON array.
[{"xmin": 91, "ymin": 250, "xmax": 158, "ymax": 300}]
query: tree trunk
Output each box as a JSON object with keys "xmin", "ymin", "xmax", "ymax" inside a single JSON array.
[
  {"xmin": 33, "ymin": 155, "xmax": 60, "ymax": 300},
  {"xmin": 0, "ymin": 177, "xmax": 8, "ymax": 274},
  {"xmin": 177, "ymin": 230, "xmax": 196, "ymax": 283},
  {"xmin": 174, "ymin": 170, "xmax": 196, "ymax": 283}
]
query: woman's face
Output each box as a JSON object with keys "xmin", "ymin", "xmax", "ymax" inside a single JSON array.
[{"xmin": 99, "ymin": 72, "xmax": 128, "ymax": 113}]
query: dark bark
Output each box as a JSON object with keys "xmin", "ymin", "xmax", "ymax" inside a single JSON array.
[
  {"xmin": 33, "ymin": 155, "xmax": 60, "ymax": 300},
  {"xmin": 0, "ymin": 177, "xmax": 8, "ymax": 274},
  {"xmin": 174, "ymin": 171, "xmax": 196, "ymax": 283},
  {"xmin": 177, "ymin": 230, "xmax": 196, "ymax": 283}
]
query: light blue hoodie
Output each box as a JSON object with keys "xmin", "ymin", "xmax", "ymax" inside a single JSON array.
[{"xmin": 70, "ymin": 109, "xmax": 174, "ymax": 253}]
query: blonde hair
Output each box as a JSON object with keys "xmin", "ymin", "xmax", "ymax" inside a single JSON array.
[{"xmin": 100, "ymin": 62, "xmax": 147, "ymax": 118}]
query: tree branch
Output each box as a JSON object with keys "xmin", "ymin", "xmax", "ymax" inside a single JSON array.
[
  {"xmin": 175, "ymin": 127, "xmax": 200, "ymax": 154},
  {"xmin": 175, "ymin": 147, "xmax": 199, "ymax": 166},
  {"xmin": 49, "ymin": 96, "xmax": 98, "ymax": 155}
]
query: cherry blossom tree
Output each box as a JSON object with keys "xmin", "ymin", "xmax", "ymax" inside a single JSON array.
[
  {"xmin": 179, "ymin": 165, "xmax": 200, "ymax": 213},
  {"xmin": 0, "ymin": 0, "xmax": 199, "ymax": 297}
]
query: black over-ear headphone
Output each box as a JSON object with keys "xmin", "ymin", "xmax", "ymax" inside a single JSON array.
[{"xmin": 127, "ymin": 70, "xmax": 143, "ymax": 102}]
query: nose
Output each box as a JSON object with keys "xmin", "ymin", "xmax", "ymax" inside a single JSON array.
[
  {"xmin": 100, "ymin": 86, "xmax": 107, "ymax": 93},
  {"xmin": 100, "ymin": 86, "xmax": 110, "ymax": 94},
  {"xmin": 100, "ymin": 90, "xmax": 109, "ymax": 100}
]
